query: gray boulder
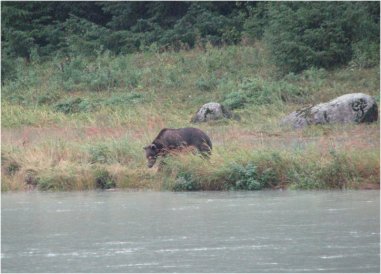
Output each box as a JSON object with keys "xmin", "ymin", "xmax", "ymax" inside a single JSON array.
[
  {"xmin": 191, "ymin": 102, "xmax": 233, "ymax": 123},
  {"xmin": 281, "ymin": 93, "xmax": 378, "ymax": 129}
]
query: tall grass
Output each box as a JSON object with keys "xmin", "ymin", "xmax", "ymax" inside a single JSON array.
[
  {"xmin": 156, "ymin": 139, "xmax": 379, "ymax": 191},
  {"xmin": 1, "ymin": 45, "xmax": 379, "ymax": 191}
]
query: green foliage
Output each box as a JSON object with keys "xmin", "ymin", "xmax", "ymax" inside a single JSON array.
[
  {"xmin": 63, "ymin": 15, "xmax": 109, "ymax": 57},
  {"xmin": 103, "ymin": 93, "xmax": 143, "ymax": 106},
  {"xmin": 319, "ymin": 150, "xmax": 357, "ymax": 189},
  {"xmin": 173, "ymin": 172, "xmax": 200, "ymax": 191},
  {"xmin": 2, "ymin": 1, "xmax": 379, "ymax": 75},
  {"xmin": 350, "ymin": 41, "xmax": 380, "ymax": 69},
  {"xmin": 1, "ymin": 1, "xmax": 245, "ymax": 61},
  {"xmin": 222, "ymin": 91, "xmax": 247, "ymax": 110},
  {"xmin": 226, "ymin": 162, "xmax": 264, "ymax": 190},
  {"xmin": 94, "ymin": 169, "xmax": 116, "ymax": 189},
  {"xmin": 89, "ymin": 145, "xmax": 112, "ymax": 164},
  {"xmin": 38, "ymin": 174, "xmax": 75, "ymax": 191},
  {"xmin": 87, "ymin": 139, "xmax": 140, "ymax": 166},
  {"xmin": 7, "ymin": 162, "xmax": 21, "ymax": 176},
  {"xmin": 1, "ymin": 55, "xmax": 17, "ymax": 83},
  {"xmin": 37, "ymin": 176, "xmax": 56, "ymax": 191},
  {"xmin": 264, "ymin": 2, "xmax": 380, "ymax": 73},
  {"xmin": 37, "ymin": 91, "xmax": 62, "ymax": 105},
  {"xmin": 3, "ymin": 159, "xmax": 21, "ymax": 176},
  {"xmin": 52, "ymin": 92, "xmax": 144, "ymax": 115},
  {"xmin": 56, "ymin": 53, "xmax": 128, "ymax": 92},
  {"xmin": 195, "ymin": 75, "xmax": 218, "ymax": 92},
  {"xmin": 239, "ymin": 78, "xmax": 273, "ymax": 105},
  {"xmin": 243, "ymin": 2, "xmax": 269, "ymax": 40},
  {"xmin": 53, "ymin": 97, "xmax": 96, "ymax": 114},
  {"xmin": 288, "ymin": 149, "xmax": 359, "ymax": 190},
  {"xmin": 222, "ymin": 77, "xmax": 307, "ymax": 108}
]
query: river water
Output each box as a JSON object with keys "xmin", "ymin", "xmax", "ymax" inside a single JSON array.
[{"xmin": 1, "ymin": 190, "xmax": 379, "ymax": 273}]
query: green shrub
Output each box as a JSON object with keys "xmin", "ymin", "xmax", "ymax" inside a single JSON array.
[
  {"xmin": 239, "ymin": 78, "xmax": 275, "ymax": 105},
  {"xmin": 87, "ymin": 138, "xmax": 141, "ymax": 166},
  {"xmin": 58, "ymin": 58, "xmax": 86, "ymax": 89},
  {"xmin": 271, "ymin": 79, "xmax": 307, "ymax": 103},
  {"xmin": 94, "ymin": 169, "xmax": 116, "ymax": 189},
  {"xmin": 173, "ymin": 172, "xmax": 200, "ymax": 191},
  {"xmin": 318, "ymin": 150, "xmax": 357, "ymax": 189},
  {"xmin": 54, "ymin": 53, "xmax": 140, "ymax": 92},
  {"xmin": 3, "ymin": 160, "xmax": 21, "ymax": 176},
  {"xmin": 53, "ymin": 97, "xmax": 97, "ymax": 114},
  {"xmin": 226, "ymin": 162, "xmax": 264, "ymax": 190},
  {"xmin": 288, "ymin": 149, "xmax": 360, "ymax": 190},
  {"xmin": 288, "ymin": 169, "xmax": 322, "ymax": 190},
  {"xmin": 223, "ymin": 77, "xmax": 306, "ymax": 107},
  {"xmin": 222, "ymin": 91, "xmax": 247, "ymax": 109},
  {"xmin": 195, "ymin": 75, "xmax": 218, "ymax": 92},
  {"xmin": 38, "ymin": 174, "xmax": 75, "ymax": 191}
]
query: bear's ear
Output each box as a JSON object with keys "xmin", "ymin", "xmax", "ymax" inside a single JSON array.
[{"xmin": 150, "ymin": 144, "xmax": 157, "ymax": 150}]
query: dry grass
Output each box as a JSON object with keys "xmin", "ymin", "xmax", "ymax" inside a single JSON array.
[{"xmin": 2, "ymin": 122, "xmax": 379, "ymax": 191}]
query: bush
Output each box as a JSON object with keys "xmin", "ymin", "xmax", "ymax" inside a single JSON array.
[
  {"xmin": 2, "ymin": 157, "xmax": 21, "ymax": 176},
  {"xmin": 226, "ymin": 162, "xmax": 265, "ymax": 190},
  {"xmin": 239, "ymin": 78, "xmax": 274, "ymax": 105},
  {"xmin": 223, "ymin": 77, "xmax": 307, "ymax": 107},
  {"xmin": 318, "ymin": 150, "xmax": 357, "ymax": 189},
  {"xmin": 222, "ymin": 91, "xmax": 247, "ymax": 110},
  {"xmin": 38, "ymin": 174, "xmax": 75, "ymax": 191},
  {"xmin": 173, "ymin": 172, "xmax": 200, "ymax": 191},
  {"xmin": 53, "ymin": 53, "xmax": 141, "ymax": 92},
  {"xmin": 288, "ymin": 150, "xmax": 360, "ymax": 190},
  {"xmin": 94, "ymin": 169, "xmax": 116, "ymax": 189}
]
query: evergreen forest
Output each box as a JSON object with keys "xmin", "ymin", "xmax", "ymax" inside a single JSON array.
[{"xmin": 2, "ymin": 1, "xmax": 380, "ymax": 81}]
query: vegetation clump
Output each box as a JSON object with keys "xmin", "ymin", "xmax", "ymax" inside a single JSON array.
[
  {"xmin": 53, "ymin": 97, "xmax": 96, "ymax": 114},
  {"xmin": 173, "ymin": 172, "xmax": 200, "ymax": 191},
  {"xmin": 226, "ymin": 162, "xmax": 265, "ymax": 190},
  {"xmin": 94, "ymin": 169, "xmax": 116, "ymax": 190}
]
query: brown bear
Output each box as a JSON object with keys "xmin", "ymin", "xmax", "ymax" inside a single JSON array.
[{"xmin": 144, "ymin": 127, "xmax": 212, "ymax": 168}]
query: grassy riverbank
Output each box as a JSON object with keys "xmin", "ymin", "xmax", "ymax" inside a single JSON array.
[{"xmin": 1, "ymin": 45, "xmax": 380, "ymax": 191}]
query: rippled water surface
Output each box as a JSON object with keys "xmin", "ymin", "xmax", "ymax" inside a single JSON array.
[{"xmin": 1, "ymin": 190, "xmax": 380, "ymax": 273}]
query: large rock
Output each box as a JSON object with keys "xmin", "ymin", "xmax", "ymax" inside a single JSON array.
[
  {"xmin": 191, "ymin": 102, "xmax": 233, "ymax": 123},
  {"xmin": 281, "ymin": 93, "xmax": 378, "ymax": 129}
]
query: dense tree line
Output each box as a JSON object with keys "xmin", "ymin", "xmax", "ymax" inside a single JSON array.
[{"xmin": 1, "ymin": 1, "xmax": 379, "ymax": 79}]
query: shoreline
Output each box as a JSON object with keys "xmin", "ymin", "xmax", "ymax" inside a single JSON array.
[{"xmin": 2, "ymin": 123, "xmax": 379, "ymax": 192}]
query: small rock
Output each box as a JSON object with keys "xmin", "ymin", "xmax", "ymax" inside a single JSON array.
[{"xmin": 191, "ymin": 102, "xmax": 234, "ymax": 123}]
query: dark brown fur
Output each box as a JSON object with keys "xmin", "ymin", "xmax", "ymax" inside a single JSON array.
[{"xmin": 144, "ymin": 127, "xmax": 212, "ymax": 168}]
